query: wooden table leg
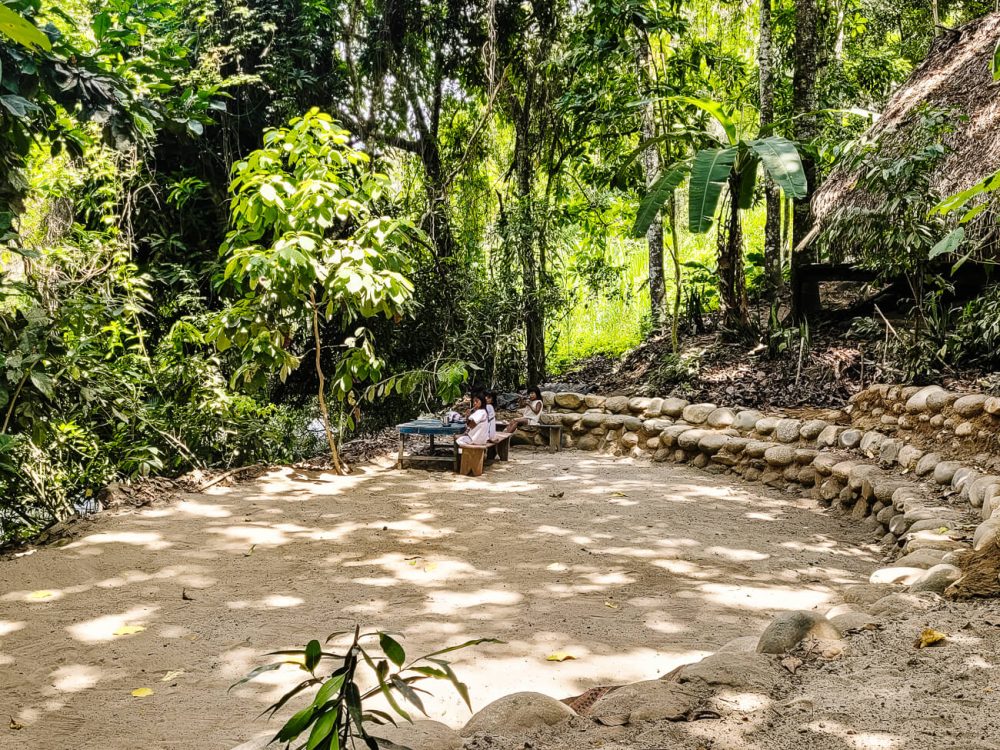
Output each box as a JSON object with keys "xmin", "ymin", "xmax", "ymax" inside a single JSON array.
[{"xmin": 430, "ymin": 434, "xmax": 436, "ymax": 454}]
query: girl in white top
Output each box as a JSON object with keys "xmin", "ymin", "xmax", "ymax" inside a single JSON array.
[
  {"xmin": 484, "ymin": 391, "xmax": 498, "ymax": 440},
  {"xmin": 504, "ymin": 386, "xmax": 543, "ymax": 432},
  {"xmin": 457, "ymin": 393, "xmax": 491, "ymax": 446}
]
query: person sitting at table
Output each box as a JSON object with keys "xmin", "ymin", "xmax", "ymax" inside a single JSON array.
[
  {"xmin": 457, "ymin": 393, "xmax": 491, "ymax": 446},
  {"xmin": 484, "ymin": 391, "xmax": 498, "ymax": 439},
  {"xmin": 504, "ymin": 386, "xmax": 543, "ymax": 433}
]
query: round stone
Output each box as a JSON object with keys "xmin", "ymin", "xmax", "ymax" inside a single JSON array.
[
  {"xmin": 682, "ymin": 403, "xmax": 716, "ymax": 424},
  {"xmin": 774, "ymin": 418, "xmax": 803, "ymax": 443},
  {"xmin": 661, "ymin": 398, "xmax": 688, "ymax": 418},
  {"xmin": 754, "ymin": 417, "xmax": 779, "ymax": 435},
  {"xmin": 869, "ymin": 567, "xmax": 925, "ymax": 585},
  {"xmin": 756, "ymin": 611, "xmax": 841, "ymax": 654},
  {"xmin": 764, "ymin": 445, "xmax": 795, "ymax": 467},
  {"xmin": 905, "ymin": 385, "xmax": 946, "ymax": 413},
  {"xmin": 698, "ymin": 433, "xmax": 730, "ymax": 455},
  {"xmin": 733, "ymin": 409, "xmax": 764, "ymax": 432},
  {"xmin": 554, "ymin": 392, "xmax": 583, "ymax": 409},
  {"xmin": 915, "ymin": 452, "xmax": 940, "ymax": 477},
  {"xmin": 605, "ymin": 396, "xmax": 630, "ymax": 414},
  {"xmin": 706, "ymin": 407, "xmax": 736, "ymax": 428},
  {"xmin": 461, "ymin": 692, "xmax": 575, "ymax": 737},
  {"xmin": 370, "ymin": 721, "xmax": 464, "ymax": 750},
  {"xmin": 628, "ymin": 397, "xmax": 652, "ymax": 413},
  {"xmin": 590, "ymin": 681, "xmax": 701, "ymax": 724},
  {"xmin": 799, "ymin": 419, "xmax": 828, "ymax": 440},
  {"xmin": 953, "ymin": 394, "xmax": 987, "ymax": 418},
  {"xmin": 908, "ymin": 564, "xmax": 962, "ymax": 594},
  {"xmin": 585, "ymin": 394, "xmax": 607, "ymax": 409},
  {"xmin": 926, "ymin": 390, "xmax": 958, "ymax": 413}
]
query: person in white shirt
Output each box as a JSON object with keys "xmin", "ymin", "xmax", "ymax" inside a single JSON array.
[
  {"xmin": 484, "ymin": 391, "xmax": 498, "ymax": 440},
  {"xmin": 457, "ymin": 393, "xmax": 491, "ymax": 446},
  {"xmin": 504, "ymin": 386, "xmax": 543, "ymax": 433}
]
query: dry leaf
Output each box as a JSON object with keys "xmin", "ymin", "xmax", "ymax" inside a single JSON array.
[
  {"xmin": 423, "ymin": 562, "xmax": 438, "ymax": 572},
  {"xmin": 244, "ymin": 544, "xmax": 256, "ymax": 557},
  {"xmin": 131, "ymin": 688, "xmax": 154, "ymax": 698},
  {"xmin": 113, "ymin": 625, "xmax": 146, "ymax": 636},
  {"xmin": 936, "ymin": 526, "xmax": 950, "ymax": 534},
  {"xmin": 604, "ymin": 600, "xmax": 619, "ymax": 609},
  {"xmin": 915, "ymin": 628, "xmax": 947, "ymax": 649},
  {"xmin": 27, "ymin": 590, "xmax": 54, "ymax": 600},
  {"xmin": 161, "ymin": 670, "xmax": 184, "ymax": 682},
  {"xmin": 9, "ymin": 717, "xmax": 23, "ymax": 731},
  {"xmin": 781, "ymin": 656, "xmax": 803, "ymax": 674},
  {"xmin": 546, "ymin": 651, "xmax": 576, "ymax": 662},
  {"xmin": 610, "ymin": 492, "xmax": 627, "ymax": 497}
]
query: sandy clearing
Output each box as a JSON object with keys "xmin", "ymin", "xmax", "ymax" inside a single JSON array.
[{"xmin": 0, "ymin": 451, "xmax": 879, "ymax": 749}]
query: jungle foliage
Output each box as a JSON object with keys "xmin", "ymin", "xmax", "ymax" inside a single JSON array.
[{"xmin": 0, "ymin": 0, "xmax": 996, "ymax": 541}]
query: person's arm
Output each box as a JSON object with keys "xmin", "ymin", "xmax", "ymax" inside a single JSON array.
[{"xmin": 530, "ymin": 400, "xmax": 542, "ymax": 415}]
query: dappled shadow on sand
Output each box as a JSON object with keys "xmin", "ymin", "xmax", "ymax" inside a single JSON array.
[{"xmin": 0, "ymin": 451, "xmax": 900, "ymax": 749}]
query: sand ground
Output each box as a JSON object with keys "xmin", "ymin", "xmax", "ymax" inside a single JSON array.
[{"xmin": 0, "ymin": 451, "xmax": 889, "ymax": 749}]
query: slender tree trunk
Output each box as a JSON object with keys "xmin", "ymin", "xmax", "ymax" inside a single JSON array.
[
  {"xmin": 758, "ymin": 0, "xmax": 783, "ymax": 302},
  {"xmin": 637, "ymin": 34, "xmax": 665, "ymax": 331},
  {"xmin": 666, "ymin": 192, "xmax": 682, "ymax": 353},
  {"xmin": 833, "ymin": 0, "xmax": 847, "ymax": 59},
  {"xmin": 931, "ymin": 0, "xmax": 940, "ymax": 35},
  {"xmin": 513, "ymin": 83, "xmax": 545, "ymax": 386},
  {"xmin": 717, "ymin": 179, "xmax": 751, "ymax": 336},
  {"xmin": 790, "ymin": 0, "xmax": 821, "ymax": 321},
  {"xmin": 310, "ymin": 288, "xmax": 344, "ymax": 475}
]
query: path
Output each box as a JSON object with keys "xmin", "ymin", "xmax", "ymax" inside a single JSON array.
[{"xmin": 0, "ymin": 452, "xmax": 879, "ymax": 749}]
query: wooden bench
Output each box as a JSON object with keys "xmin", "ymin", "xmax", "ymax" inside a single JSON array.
[
  {"xmin": 455, "ymin": 433, "xmax": 513, "ymax": 477},
  {"xmin": 530, "ymin": 423, "xmax": 563, "ymax": 451}
]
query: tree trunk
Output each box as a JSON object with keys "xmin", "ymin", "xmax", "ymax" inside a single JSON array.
[
  {"xmin": 514, "ymin": 78, "xmax": 545, "ymax": 386},
  {"xmin": 790, "ymin": 0, "xmax": 821, "ymax": 321},
  {"xmin": 758, "ymin": 0, "xmax": 783, "ymax": 302},
  {"xmin": 717, "ymin": 178, "xmax": 752, "ymax": 336},
  {"xmin": 637, "ymin": 34, "xmax": 665, "ymax": 331},
  {"xmin": 310, "ymin": 288, "xmax": 344, "ymax": 475},
  {"xmin": 665, "ymin": 191, "xmax": 682, "ymax": 353}
]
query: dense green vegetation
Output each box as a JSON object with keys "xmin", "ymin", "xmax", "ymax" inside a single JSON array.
[{"xmin": 1, "ymin": 0, "xmax": 997, "ymax": 542}]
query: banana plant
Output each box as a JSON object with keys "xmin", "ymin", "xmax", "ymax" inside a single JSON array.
[{"xmin": 632, "ymin": 97, "xmax": 808, "ymax": 335}]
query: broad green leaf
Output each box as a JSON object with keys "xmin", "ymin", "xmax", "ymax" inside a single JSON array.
[
  {"xmin": 276, "ymin": 704, "xmax": 315, "ymax": 742},
  {"xmin": 379, "ymin": 633, "xmax": 405, "ymax": 667},
  {"xmin": 312, "ymin": 673, "xmax": 346, "ymax": 708},
  {"xmin": 930, "ymin": 168, "xmax": 1000, "ymax": 217},
  {"xmin": 736, "ymin": 155, "xmax": 760, "ymax": 210},
  {"xmin": 688, "ymin": 147, "xmax": 739, "ymax": 234},
  {"xmin": 0, "ymin": 5, "xmax": 51, "ymax": 51},
  {"xmin": 746, "ymin": 137, "xmax": 808, "ymax": 199},
  {"xmin": 305, "ymin": 639, "xmax": 322, "ymax": 672},
  {"xmin": 673, "ymin": 96, "xmax": 738, "ymax": 145},
  {"xmin": 632, "ymin": 161, "xmax": 691, "ymax": 238},
  {"xmin": 29, "ymin": 371, "xmax": 55, "ymax": 400},
  {"xmin": 306, "ymin": 708, "xmax": 337, "ymax": 750},
  {"xmin": 929, "ymin": 227, "xmax": 965, "ymax": 259}
]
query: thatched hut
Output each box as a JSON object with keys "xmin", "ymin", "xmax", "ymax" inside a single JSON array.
[{"xmin": 808, "ymin": 11, "xmax": 1000, "ymax": 255}]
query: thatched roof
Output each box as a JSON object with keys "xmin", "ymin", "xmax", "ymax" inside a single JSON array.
[{"xmin": 811, "ymin": 12, "xmax": 1000, "ymax": 228}]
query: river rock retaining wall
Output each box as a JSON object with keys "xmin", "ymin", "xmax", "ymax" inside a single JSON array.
[{"xmin": 516, "ymin": 384, "xmax": 1000, "ymax": 598}]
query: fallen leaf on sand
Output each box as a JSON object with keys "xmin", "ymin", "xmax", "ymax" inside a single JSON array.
[
  {"xmin": 27, "ymin": 590, "xmax": 54, "ymax": 600},
  {"xmin": 604, "ymin": 600, "xmax": 619, "ymax": 609},
  {"xmin": 113, "ymin": 625, "xmax": 146, "ymax": 636},
  {"xmin": 244, "ymin": 544, "xmax": 256, "ymax": 557},
  {"xmin": 915, "ymin": 628, "xmax": 947, "ymax": 649},
  {"xmin": 610, "ymin": 492, "xmax": 627, "ymax": 497},
  {"xmin": 131, "ymin": 688, "xmax": 154, "ymax": 698},
  {"xmin": 937, "ymin": 526, "xmax": 950, "ymax": 534},
  {"xmin": 423, "ymin": 562, "xmax": 438, "ymax": 572},
  {"xmin": 9, "ymin": 717, "xmax": 23, "ymax": 730},
  {"xmin": 161, "ymin": 670, "xmax": 184, "ymax": 682},
  {"xmin": 546, "ymin": 652, "xmax": 576, "ymax": 662},
  {"xmin": 781, "ymin": 656, "xmax": 803, "ymax": 674}
]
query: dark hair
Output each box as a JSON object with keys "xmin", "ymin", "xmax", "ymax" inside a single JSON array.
[
  {"xmin": 470, "ymin": 391, "xmax": 486, "ymax": 410},
  {"xmin": 527, "ymin": 386, "xmax": 542, "ymax": 401},
  {"xmin": 485, "ymin": 390, "xmax": 497, "ymax": 404}
]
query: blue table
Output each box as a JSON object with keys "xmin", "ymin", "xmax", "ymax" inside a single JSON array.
[{"xmin": 396, "ymin": 419, "xmax": 466, "ymax": 469}]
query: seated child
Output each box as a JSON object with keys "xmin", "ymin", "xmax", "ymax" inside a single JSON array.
[
  {"xmin": 504, "ymin": 386, "xmax": 543, "ymax": 433},
  {"xmin": 456, "ymin": 393, "xmax": 491, "ymax": 446}
]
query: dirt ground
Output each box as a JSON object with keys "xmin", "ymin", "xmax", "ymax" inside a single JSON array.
[{"xmin": 0, "ymin": 450, "xmax": 995, "ymax": 750}]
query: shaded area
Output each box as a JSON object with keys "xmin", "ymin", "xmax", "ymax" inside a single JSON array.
[{"xmin": 0, "ymin": 452, "xmax": 879, "ymax": 749}]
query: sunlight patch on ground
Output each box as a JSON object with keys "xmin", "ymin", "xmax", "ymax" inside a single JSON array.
[
  {"xmin": 66, "ymin": 531, "xmax": 173, "ymax": 551},
  {"xmin": 49, "ymin": 664, "xmax": 103, "ymax": 693},
  {"xmin": 228, "ymin": 595, "xmax": 304, "ymax": 609},
  {"xmin": 424, "ymin": 588, "xmax": 523, "ymax": 616},
  {"xmin": 0, "ymin": 620, "xmax": 26, "ymax": 636},
  {"xmin": 682, "ymin": 582, "xmax": 833, "ymax": 611},
  {"xmin": 65, "ymin": 605, "xmax": 158, "ymax": 643},
  {"xmin": 704, "ymin": 545, "xmax": 771, "ymax": 562}
]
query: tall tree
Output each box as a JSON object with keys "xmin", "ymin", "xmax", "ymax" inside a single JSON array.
[
  {"xmin": 637, "ymin": 33, "xmax": 666, "ymax": 330},
  {"xmin": 790, "ymin": 0, "xmax": 821, "ymax": 319},
  {"xmin": 758, "ymin": 0, "xmax": 783, "ymax": 300}
]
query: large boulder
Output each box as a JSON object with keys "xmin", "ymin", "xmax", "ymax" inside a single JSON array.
[
  {"xmin": 460, "ymin": 692, "xmax": 575, "ymax": 737},
  {"xmin": 590, "ymin": 681, "xmax": 702, "ymax": 724},
  {"xmin": 953, "ymin": 394, "xmax": 987, "ymax": 418},
  {"xmin": 905, "ymin": 386, "xmax": 947, "ymax": 413},
  {"xmin": 756, "ymin": 611, "xmax": 841, "ymax": 654}
]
